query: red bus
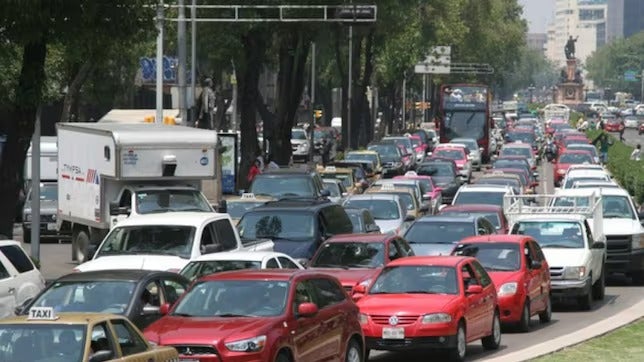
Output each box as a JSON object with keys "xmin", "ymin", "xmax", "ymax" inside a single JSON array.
[{"xmin": 437, "ymin": 84, "xmax": 493, "ymax": 161}]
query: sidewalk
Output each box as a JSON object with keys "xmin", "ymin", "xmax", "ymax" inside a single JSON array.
[{"xmin": 483, "ymin": 299, "xmax": 644, "ymax": 362}]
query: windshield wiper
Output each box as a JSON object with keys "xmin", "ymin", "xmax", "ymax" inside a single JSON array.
[
  {"xmin": 214, "ymin": 313, "xmax": 252, "ymax": 318},
  {"xmin": 312, "ymin": 264, "xmax": 350, "ymax": 270},
  {"xmin": 172, "ymin": 313, "xmax": 194, "ymax": 317},
  {"xmin": 486, "ymin": 266, "xmax": 517, "ymax": 271},
  {"xmin": 405, "ymin": 290, "xmax": 440, "ymax": 294},
  {"xmin": 541, "ymin": 244, "xmax": 577, "ymax": 248}
]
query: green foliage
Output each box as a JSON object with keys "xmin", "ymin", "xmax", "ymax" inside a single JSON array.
[
  {"xmin": 503, "ymin": 47, "xmax": 559, "ymax": 94},
  {"xmin": 586, "ymin": 130, "xmax": 644, "ymax": 204}
]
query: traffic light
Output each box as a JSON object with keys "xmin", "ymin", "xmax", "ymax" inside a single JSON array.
[{"xmin": 314, "ymin": 110, "xmax": 323, "ymax": 119}]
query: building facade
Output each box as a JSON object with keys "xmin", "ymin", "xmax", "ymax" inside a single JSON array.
[{"xmin": 527, "ymin": 33, "xmax": 548, "ymax": 53}]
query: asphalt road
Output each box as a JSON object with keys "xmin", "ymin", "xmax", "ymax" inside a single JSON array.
[
  {"xmin": 621, "ymin": 128, "xmax": 642, "ymax": 148},
  {"xmin": 12, "ymin": 154, "xmax": 644, "ymax": 362}
]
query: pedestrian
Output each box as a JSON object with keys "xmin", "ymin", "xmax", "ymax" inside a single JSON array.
[
  {"xmin": 596, "ymin": 118, "xmax": 604, "ymax": 130},
  {"xmin": 618, "ymin": 119, "xmax": 626, "ymax": 142},
  {"xmin": 592, "ymin": 132, "xmax": 612, "ymax": 165},
  {"xmin": 630, "ymin": 144, "xmax": 641, "ymax": 161},
  {"xmin": 321, "ymin": 138, "xmax": 332, "ymax": 166},
  {"xmin": 247, "ymin": 159, "xmax": 262, "ymax": 183},
  {"xmin": 265, "ymin": 155, "xmax": 280, "ymax": 170},
  {"xmin": 197, "ymin": 78, "xmax": 215, "ymax": 130}
]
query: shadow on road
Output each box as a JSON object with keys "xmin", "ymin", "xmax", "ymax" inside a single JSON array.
[
  {"xmin": 369, "ymin": 344, "xmax": 510, "ymax": 362},
  {"xmin": 552, "ymin": 293, "xmax": 619, "ymax": 312}
]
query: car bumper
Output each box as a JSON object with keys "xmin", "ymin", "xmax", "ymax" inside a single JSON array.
[
  {"xmin": 22, "ymin": 222, "xmax": 69, "ymax": 238},
  {"xmin": 498, "ymin": 294, "xmax": 525, "ymax": 324},
  {"xmin": 382, "ymin": 167, "xmax": 404, "ymax": 177},
  {"xmin": 366, "ymin": 335, "xmax": 457, "ymax": 351},
  {"xmin": 550, "ymin": 277, "xmax": 591, "ymax": 298},
  {"xmin": 606, "ymin": 248, "xmax": 644, "ymax": 275}
]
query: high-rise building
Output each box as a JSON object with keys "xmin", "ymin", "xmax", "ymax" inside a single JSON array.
[
  {"xmin": 606, "ymin": 0, "xmax": 624, "ymax": 41},
  {"xmin": 606, "ymin": 0, "xmax": 643, "ymax": 41},
  {"xmin": 623, "ymin": 0, "xmax": 644, "ymax": 38},
  {"xmin": 527, "ymin": 33, "xmax": 548, "ymax": 53}
]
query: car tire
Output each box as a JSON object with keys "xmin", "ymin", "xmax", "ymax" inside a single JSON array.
[
  {"xmin": 577, "ymin": 280, "xmax": 593, "ymax": 311},
  {"xmin": 448, "ymin": 322, "xmax": 467, "ymax": 362},
  {"xmin": 72, "ymin": 229, "xmax": 90, "ymax": 263},
  {"xmin": 517, "ymin": 300, "xmax": 530, "ymax": 333},
  {"xmin": 275, "ymin": 351, "xmax": 291, "ymax": 362},
  {"xmin": 345, "ymin": 339, "xmax": 363, "ymax": 362},
  {"xmin": 631, "ymin": 272, "xmax": 644, "ymax": 286},
  {"xmin": 482, "ymin": 311, "xmax": 502, "ymax": 350},
  {"xmin": 539, "ymin": 295, "xmax": 552, "ymax": 323},
  {"xmin": 22, "ymin": 229, "xmax": 31, "ymax": 244},
  {"xmin": 592, "ymin": 269, "xmax": 605, "ymax": 300}
]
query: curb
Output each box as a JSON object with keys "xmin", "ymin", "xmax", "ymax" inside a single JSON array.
[{"xmin": 482, "ymin": 298, "xmax": 644, "ymax": 362}]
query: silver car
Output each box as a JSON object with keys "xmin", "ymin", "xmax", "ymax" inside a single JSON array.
[
  {"xmin": 342, "ymin": 194, "xmax": 412, "ymax": 235},
  {"xmin": 451, "ymin": 137, "xmax": 483, "ymax": 171},
  {"xmin": 291, "ymin": 128, "xmax": 310, "ymax": 162}
]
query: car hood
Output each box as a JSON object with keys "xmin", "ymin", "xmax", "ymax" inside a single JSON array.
[
  {"xmin": 357, "ymin": 294, "xmax": 458, "ymax": 315},
  {"xmin": 77, "ymin": 255, "xmax": 189, "ymax": 272},
  {"xmin": 308, "ymin": 268, "xmax": 378, "ymax": 286},
  {"xmin": 433, "ymin": 177, "xmax": 456, "ymax": 187},
  {"xmin": 291, "ymin": 139, "xmax": 307, "ymax": 145},
  {"xmin": 409, "ymin": 243, "xmax": 455, "ymax": 256},
  {"xmin": 147, "ymin": 316, "xmax": 277, "ymax": 345},
  {"xmin": 489, "ymin": 271, "xmax": 524, "ymax": 288},
  {"xmin": 375, "ymin": 219, "xmax": 401, "ymax": 234},
  {"xmin": 601, "ymin": 218, "xmax": 644, "ymax": 236},
  {"xmin": 541, "ymin": 248, "xmax": 589, "ymax": 268}
]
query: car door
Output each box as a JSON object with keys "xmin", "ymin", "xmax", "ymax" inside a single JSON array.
[
  {"xmin": 0, "ymin": 258, "xmax": 15, "ymax": 318},
  {"xmin": 132, "ymin": 280, "xmax": 163, "ymax": 330},
  {"xmin": 461, "ymin": 263, "xmax": 486, "ymax": 340},
  {"xmin": 108, "ymin": 318, "xmax": 153, "ymax": 360},
  {"xmin": 0, "ymin": 244, "xmax": 40, "ymax": 312},
  {"xmin": 88, "ymin": 321, "xmax": 119, "ymax": 361},
  {"xmin": 470, "ymin": 260, "xmax": 496, "ymax": 337},
  {"xmin": 290, "ymin": 279, "xmax": 328, "ymax": 362},
  {"xmin": 309, "ymin": 278, "xmax": 348, "ymax": 361},
  {"xmin": 584, "ymin": 219, "xmax": 604, "ymax": 279},
  {"xmin": 278, "ymin": 256, "xmax": 303, "ymax": 269},
  {"xmin": 160, "ymin": 278, "xmax": 188, "ymax": 307},
  {"xmin": 528, "ymin": 240, "xmax": 550, "ymax": 312},
  {"xmin": 523, "ymin": 241, "xmax": 543, "ymax": 314}
]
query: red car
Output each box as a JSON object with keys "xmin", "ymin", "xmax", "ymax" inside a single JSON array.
[
  {"xmin": 439, "ymin": 204, "xmax": 509, "ymax": 234},
  {"xmin": 554, "ymin": 150, "xmax": 595, "ymax": 185},
  {"xmin": 309, "ymin": 233, "xmax": 415, "ymax": 293},
  {"xmin": 353, "ymin": 256, "xmax": 501, "ymax": 361},
  {"xmin": 452, "ymin": 235, "xmax": 552, "ymax": 332},
  {"xmin": 603, "ymin": 118, "xmax": 624, "ymax": 132},
  {"xmin": 144, "ymin": 270, "xmax": 366, "ymax": 362},
  {"xmin": 394, "ymin": 171, "xmax": 443, "ymax": 214},
  {"xmin": 639, "ymin": 121, "xmax": 644, "ymax": 135}
]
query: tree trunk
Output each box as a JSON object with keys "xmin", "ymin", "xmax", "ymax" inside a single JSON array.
[
  {"xmin": 355, "ymin": 30, "xmax": 375, "ymax": 147},
  {"xmin": 236, "ymin": 30, "xmax": 267, "ymax": 191},
  {"xmin": 60, "ymin": 60, "xmax": 93, "ymax": 123},
  {"xmin": 334, "ymin": 26, "xmax": 348, "ymax": 150},
  {"xmin": 0, "ymin": 40, "xmax": 48, "ymax": 238},
  {"xmin": 272, "ymin": 31, "xmax": 311, "ymax": 165}
]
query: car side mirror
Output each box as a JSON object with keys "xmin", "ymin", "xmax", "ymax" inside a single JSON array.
[
  {"xmin": 530, "ymin": 260, "xmax": 542, "ymax": 269},
  {"xmin": 14, "ymin": 298, "xmax": 33, "ymax": 315},
  {"xmin": 638, "ymin": 211, "xmax": 644, "ymax": 222},
  {"xmin": 320, "ymin": 189, "xmax": 331, "ymax": 197},
  {"xmin": 109, "ymin": 202, "xmax": 130, "ymax": 216},
  {"xmin": 592, "ymin": 241, "xmax": 606, "ymax": 249},
  {"xmin": 141, "ymin": 305, "xmax": 161, "ymax": 315},
  {"xmin": 159, "ymin": 303, "xmax": 171, "ymax": 316},
  {"xmin": 89, "ymin": 350, "xmax": 114, "ymax": 362},
  {"xmin": 466, "ymin": 285, "xmax": 483, "ymax": 294},
  {"xmin": 297, "ymin": 302, "xmax": 319, "ymax": 318},
  {"xmin": 353, "ymin": 284, "xmax": 366, "ymax": 294},
  {"xmin": 404, "ymin": 215, "xmax": 416, "ymax": 222},
  {"xmin": 366, "ymin": 224, "xmax": 380, "ymax": 233},
  {"xmin": 216, "ymin": 200, "xmax": 227, "ymax": 213}
]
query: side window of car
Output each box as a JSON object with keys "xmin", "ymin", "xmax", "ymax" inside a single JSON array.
[
  {"xmin": 278, "ymin": 256, "xmax": 300, "ymax": 269},
  {"xmin": 483, "ymin": 219, "xmax": 496, "ymax": 234},
  {"xmin": 397, "ymin": 238, "xmax": 415, "ymax": 256},
  {"xmin": 524, "ymin": 242, "xmax": 536, "ymax": 266},
  {"xmin": 293, "ymin": 280, "xmax": 316, "ymax": 315},
  {"xmin": 110, "ymin": 319, "xmax": 148, "ymax": 356},
  {"xmin": 471, "ymin": 260, "xmax": 492, "ymax": 287},
  {"xmin": 0, "ymin": 245, "xmax": 34, "ymax": 273},
  {"xmin": 531, "ymin": 241, "xmax": 546, "ymax": 262},
  {"xmin": 213, "ymin": 219, "xmax": 238, "ymax": 251},
  {"xmin": 310, "ymin": 278, "xmax": 346, "ymax": 309},
  {"xmin": 266, "ymin": 258, "xmax": 280, "ymax": 269},
  {"xmin": 0, "ymin": 260, "xmax": 10, "ymax": 279},
  {"xmin": 583, "ymin": 220, "xmax": 594, "ymax": 247},
  {"xmin": 90, "ymin": 322, "xmax": 115, "ymax": 356},
  {"xmin": 388, "ymin": 242, "xmax": 402, "ymax": 261},
  {"xmin": 329, "ymin": 205, "xmax": 354, "ymax": 234},
  {"xmin": 476, "ymin": 219, "xmax": 490, "ymax": 235},
  {"xmin": 461, "ymin": 264, "xmax": 479, "ymax": 290},
  {"xmin": 119, "ymin": 189, "xmax": 132, "ymax": 209},
  {"xmin": 161, "ymin": 279, "xmax": 186, "ymax": 305},
  {"xmin": 199, "ymin": 224, "xmax": 217, "ymax": 251},
  {"xmin": 142, "ymin": 281, "xmax": 161, "ymax": 307}
]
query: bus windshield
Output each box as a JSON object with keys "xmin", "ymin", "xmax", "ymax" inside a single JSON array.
[{"xmin": 443, "ymin": 112, "xmax": 486, "ymax": 140}]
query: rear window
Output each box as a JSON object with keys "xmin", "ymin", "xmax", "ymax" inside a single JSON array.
[
  {"xmin": 453, "ymin": 191, "xmax": 506, "ymax": 207},
  {"xmin": 0, "ymin": 245, "xmax": 34, "ymax": 273}
]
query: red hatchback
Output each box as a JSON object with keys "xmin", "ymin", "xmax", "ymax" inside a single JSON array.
[
  {"xmin": 452, "ymin": 235, "xmax": 552, "ymax": 332},
  {"xmin": 309, "ymin": 233, "xmax": 415, "ymax": 293},
  {"xmin": 144, "ymin": 270, "xmax": 366, "ymax": 362},
  {"xmin": 554, "ymin": 150, "xmax": 595, "ymax": 185},
  {"xmin": 353, "ymin": 256, "xmax": 501, "ymax": 361}
]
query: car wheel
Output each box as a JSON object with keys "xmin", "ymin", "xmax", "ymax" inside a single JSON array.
[
  {"xmin": 275, "ymin": 351, "xmax": 291, "ymax": 362},
  {"xmin": 592, "ymin": 268, "xmax": 605, "ymax": 300},
  {"xmin": 517, "ymin": 300, "xmax": 530, "ymax": 333},
  {"xmin": 22, "ymin": 229, "xmax": 31, "ymax": 244},
  {"xmin": 448, "ymin": 322, "xmax": 467, "ymax": 362},
  {"xmin": 345, "ymin": 339, "xmax": 363, "ymax": 362},
  {"xmin": 539, "ymin": 295, "xmax": 552, "ymax": 323},
  {"xmin": 72, "ymin": 229, "xmax": 90, "ymax": 263},
  {"xmin": 482, "ymin": 311, "xmax": 501, "ymax": 350},
  {"xmin": 577, "ymin": 280, "xmax": 593, "ymax": 311}
]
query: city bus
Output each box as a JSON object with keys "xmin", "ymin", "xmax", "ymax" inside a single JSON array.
[{"xmin": 437, "ymin": 84, "xmax": 493, "ymax": 161}]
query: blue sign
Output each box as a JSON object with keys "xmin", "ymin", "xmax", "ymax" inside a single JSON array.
[
  {"xmin": 624, "ymin": 70, "xmax": 638, "ymax": 82},
  {"xmin": 200, "ymin": 156, "xmax": 209, "ymax": 166},
  {"xmin": 443, "ymin": 101, "xmax": 487, "ymax": 111},
  {"xmin": 140, "ymin": 56, "xmax": 179, "ymax": 83}
]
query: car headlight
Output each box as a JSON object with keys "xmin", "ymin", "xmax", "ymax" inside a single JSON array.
[
  {"xmin": 633, "ymin": 234, "xmax": 644, "ymax": 250},
  {"xmin": 564, "ymin": 266, "xmax": 586, "ymax": 280},
  {"xmin": 225, "ymin": 335, "xmax": 266, "ymax": 352},
  {"xmin": 557, "ymin": 169, "xmax": 566, "ymax": 174},
  {"xmin": 393, "ymin": 162, "xmax": 403, "ymax": 168},
  {"xmin": 298, "ymin": 143, "xmax": 309, "ymax": 151},
  {"xmin": 358, "ymin": 313, "xmax": 369, "ymax": 325},
  {"xmin": 498, "ymin": 282, "xmax": 518, "ymax": 296},
  {"xmin": 421, "ymin": 313, "xmax": 452, "ymax": 324}
]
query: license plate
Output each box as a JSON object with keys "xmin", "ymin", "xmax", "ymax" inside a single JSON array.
[
  {"xmin": 47, "ymin": 223, "xmax": 57, "ymax": 231},
  {"xmin": 382, "ymin": 327, "xmax": 405, "ymax": 339}
]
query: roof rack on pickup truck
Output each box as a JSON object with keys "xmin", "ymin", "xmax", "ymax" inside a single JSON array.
[{"xmin": 503, "ymin": 193, "xmax": 604, "ymax": 241}]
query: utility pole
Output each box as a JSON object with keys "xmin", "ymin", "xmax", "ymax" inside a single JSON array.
[
  {"xmin": 177, "ymin": 0, "xmax": 187, "ymax": 125},
  {"xmin": 309, "ymin": 42, "xmax": 316, "ymax": 162},
  {"xmin": 31, "ymin": 107, "xmax": 42, "ymax": 261},
  {"xmin": 155, "ymin": 0, "xmax": 164, "ymax": 124},
  {"xmin": 347, "ymin": 24, "xmax": 353, "ymax": 150},
  {"xmin": 402, "ymin": 74, "xmax": 407, "ymax": 131},
  {"xmin": 190, "ymin": 0, "xmax": 197, "ymax": 125},
  {"xmin": 422, "ymin": 74, "xmax": 427, "ymax": 124},
  {"xmin": 230, "ymin": 60, "xmax": 238, "ymax": 131},
  {"xmin": 641, "ymin": 70, "xmax": 644, "ymax": 103}
]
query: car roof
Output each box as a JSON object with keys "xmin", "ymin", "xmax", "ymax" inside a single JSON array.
[
  {"xmin": 459, "ymin": 235, "xmax": 531, "ymax": 244},
  {"xmin": 197, "ymin": 269, "xmax": 320, "ymax": 282},
  {"xmin": 458, "ymin": 184, "xmax": 513, "ymax": 192},
  {"xmin": 345, "ymin": 194, "xmax": 400, "ymax": 201},
  {"xmin": 191, "ymin": 251, "xmax": 294, "ymax": 262},
  {"xmin": 375, "ymin": 179, "xmax": 419, "ymax": 186},
  {"xmin": 325, "ymin": 233, "xmax": 394, "ymax": 243},
  {"xmin": 387, "ymin": 255, "xmax": 472, "ymax": 267},
  {"xmin": 417, "ymin": 215, "xmax": 478, "ymax": 223},
  {"xmin": 54, "ymin": 269, "xmax": 180, "ymax": 282},
  {"xmin": 112, "ymin": 212, "xmax": 227, "ymax": 227},
  {"xmin": 347, "ymin": 150, "xmax": 378, "ymax": 155},
  {"xmin": 0, "ymin": 240, "xmax": 23, "ymax": 248},
  {"xmin": 556, "ymin": 187, "xmax": 629, "ymax": 197},
  {"xmin": 440, "ymin": 204, "xmax": 503, "ymax": 213},
  {"xmin": 254, "ymin": 198, "xmax": 332, "ymax": 211},
  {"xmin": 502, "ymin": 143, "xmax": 532, "ymax": 148},
  {"xmin": 0, "ymin": 313, "xmax": 130, "ymax": 325}
]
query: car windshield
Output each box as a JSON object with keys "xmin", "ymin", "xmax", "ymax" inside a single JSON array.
[
  {"xmin": 0, "ymin": 324, "xmax": 87, "ymax": 362},
  {"xmin": 383, "ymin": 138, "xmax": 413, "ymax": 151},
  {"xmin": 30, "ymin": 280, "xmax": 136, "ymax": 314},
  {"xmin": 444, "ymin": 111, "xmax": 486, "ymax": 140},
  {"xmin": 493, "ymin": 159, "xmax": 528, "ymax": 169},
  {"xmin": 135, "ymin": 189, "xmax": 212, "ymax": 214},
  {"xmin": 173, "ymin": 280, "xmax": 289, "ymax": 317},
  {"xmin": 441, "ymin": 211, "xmax": 501, "ymax": 228},
  {"xmin": 321, "ymin": 172, "xmax": 352, "ymax": 188},
  {"xmin": 292, "ymin": 129, "xmax": 307, "ymax": 140},
  {"xmin": 601, "ymin": 195, "xmax": 635, "ymax": 219},
  {"xmin": 227, "ymin": 201, "xmax": 267, "ymax": 219},
  {"xmin": 311, "ymin": 242, "xmax": 385, "ymax": 268},
  {"xmin": 511, "ymin": 221, "xmax": 585, "ymax": 248},
  {"xmin": 369, "ymin": 266, "xmax": 458, "ymax": 295},
  {"xmin": 433, "ymin": 149, "xmax": 464, "ymax": 160},
  {"xmin": 27, "ymin": 183, "xmax": 57, "ymax": 201},
  {"xmin": 344, "ymin": 199, "xmax": 400, "ymax": 220},
  {"xmin": 500, "ymin": 147, "xmax": 532, "ymax": 158},
  {"xmin": 506, "ymin": 133, "xmax": 535, "ymax": 144},
  {"xmin": 563, "ymin": 177, "xmax": 608, "ymax": 189},
  {"xmin": 97, "ymin": 226, "xmax": 196, "ymax": 259},
  {"xmin": 559, "ymin": 153, "xmax": 593, "ymax": 164},
  {"xmin": 180, "ymin": 260, "xmax": 262, "ymax": 281},
  {"xmin": 417, "ymin": 163, "xmax": 454, "ymax": 177},
  {"xmin": 477, "ymin": 178, "xmax": 520, "ymax": 192},
  {"xmin": 454, "ymin": 191, "xmax": 506, "ymax": 207},
  {"xmin": 453, "ymin": 242, "xmax": 521, "ymax": 271},
  {"xmin": 368, "ymin": 145, "xmax": 399, "ymax": 157},
  {"xmin": 238, "ymin": 211, "xmax": 315, "ymax": 240},
  {"xmin": 404, "ymin": 221, "xmax": 475, "ymax": 244},
  {"xmin": 346, "ymin": 153, "xmax": 378, "ymax": 164},
  {"xmin": 249, "ymin": 176, "xmax": 314, "ymax": 198},
  {"xmin": 323, "ymin": 181, "xmax": 341, "ymax": 197},
  {"xmin": 314, "ymin": 129, "xmax": 331, "ymax": 139},
  {"xmin": 567, "ymin": 146, "xmax": 598, "ymax": 157}
]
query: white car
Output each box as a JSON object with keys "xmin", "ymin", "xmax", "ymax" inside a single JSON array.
[
  {"xmin": 561, "ymin": 169, "xmax": 612, "ymax": 189},
  {"xmin": 343, "ymin": 194, "xmax": 411, "ymax": 234},
  {"xmin": 0, "ymin": 240, "xmax": 46, "ymax": 318},
  {"xmin": 179, "ymin": 251, "xmax": 304, "ymax": 281},
  {"xmin": 624, "ymin": 116, "xmax": 640, "ymax": 129},
  {"xmin": 450, "ymin": 184, "xmax": 517, "ymax": 209}
]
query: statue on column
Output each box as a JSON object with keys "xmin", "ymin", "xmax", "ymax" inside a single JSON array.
[{"xmin": 564, "ymin": 36, "xmax": 578, "ymax": 60}]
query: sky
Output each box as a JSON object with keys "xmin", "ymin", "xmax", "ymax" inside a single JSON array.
[{"xmin": 519, "ymin": 0, "xmax": 555, "ymax": 33}]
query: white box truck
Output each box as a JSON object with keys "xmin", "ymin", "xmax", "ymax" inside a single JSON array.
[{"xmin": 56, "ymin": 122, "xmax": 218, "ymax": 262}]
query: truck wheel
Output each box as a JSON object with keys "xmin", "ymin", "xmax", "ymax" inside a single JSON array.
[
  {"xmin": 631, "ymin": 273, "xmax": 644, "ymax": 286},
  {"xmin": 592, "ymin": 269, "xmax": 605, "ymax": 300},
  {"xmin": 73, "ymin": 230, "xmax": 90, "ymax": 263}
]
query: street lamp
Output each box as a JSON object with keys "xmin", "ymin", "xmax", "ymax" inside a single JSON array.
[{"xmin": 528, "ymin": 85, "xmax": 535, "ymax": 103}]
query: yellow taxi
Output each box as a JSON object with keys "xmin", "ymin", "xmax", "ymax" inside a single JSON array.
[
  {"xmin": 0, "ymin": 307, "xmax": 179, "ymax": 362},
  {"xmin": 317, "ymin": 165, "xmax": 363, "ymax": 194},
  {"xmin": 224, "ymin": 193, "xmax": 275, "ymax": 224},
  {"xmin": 366, "ymin": 183, "xmax": 429, "ymax": 220},
  {"xmin": 344, "ymin": 150, "xmax": 383, "ymax": 175}
]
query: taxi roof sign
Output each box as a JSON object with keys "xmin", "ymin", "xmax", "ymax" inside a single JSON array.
[
  {"xmin": 28, "ymin": 307, "xmax": 58, "ymax": 321},
  {"xmin": 380, "ymin": 183, "xmax": 396, "ymax": 191},
  {"xmin": 241, "ymin": 193, "xmax": 257, "ymax": 199},
  {"xmin": 324, "ymin": 166, "xmax": 336, "ymax": 172},
  {"xmin": 404, "ymin": 171, "xmax": 418, "ymax": 177}
]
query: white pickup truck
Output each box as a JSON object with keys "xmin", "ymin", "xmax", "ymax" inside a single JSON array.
[
  {"xmin": 72, "ymin": 212, "xmax": 274, "ymax": 273},
  {"xmin": 504, "ymin": 193, "xmax": 607, "ymax": 310}
]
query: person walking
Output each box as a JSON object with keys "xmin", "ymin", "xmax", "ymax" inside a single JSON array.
[
  {"xmin": 247, "ymin": 159, "xmax": 262, "ymax": 183},
  {"xmin": 592, "ymin": 132, "xmax": 612, "ymax": 165},
  {"xmin": 630, "ymin": 144, "xmax": 641, "ymax": 161},
  {"xmin": 618, "ymin": 118, "xmax": 626, "ymax": 142},
  {"xmin": 197, "ymin": 78, "xmax": 215, "ymax": 130}
]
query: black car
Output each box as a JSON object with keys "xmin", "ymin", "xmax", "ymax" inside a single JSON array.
[
  {"xmin": 368, "ymin": 143, "xmax": 405, "ymax": 177},
  {"xmin": 492, "ymin": 157, "xmax": 537, "ymax": 184},
  {"xmin": 344, "ymin": 207, "xmax": 381, "ymax": 233},
  {"xmin": 237, "ymin": 198, "xmax": 354, "ymax": 262},
  {"xmin": 17, "ymin": 270, "xmax": 189, "ymax": 330},
  {"xmin": 249, "ymin": 167, "xmax": 331, "ymax": 199},
  {"xmin": 416, "ymin": 159, "xmax": 462, "ymax": 204}
]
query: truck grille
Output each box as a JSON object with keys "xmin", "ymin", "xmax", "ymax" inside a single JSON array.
[
  {"xmin": 549, "ymin": 267, "xmax": 564, "ymax": 280},
  {"xmin": 370, "ymin": 315, "xmax": 419, "ymax": 326},
  {"xmin": 606, "ymin": 235, "xmax": 632, "ymax": 255},
  {"xmin": 172, "ymin": 345, "xmax": 218, "ymax": 356}
]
